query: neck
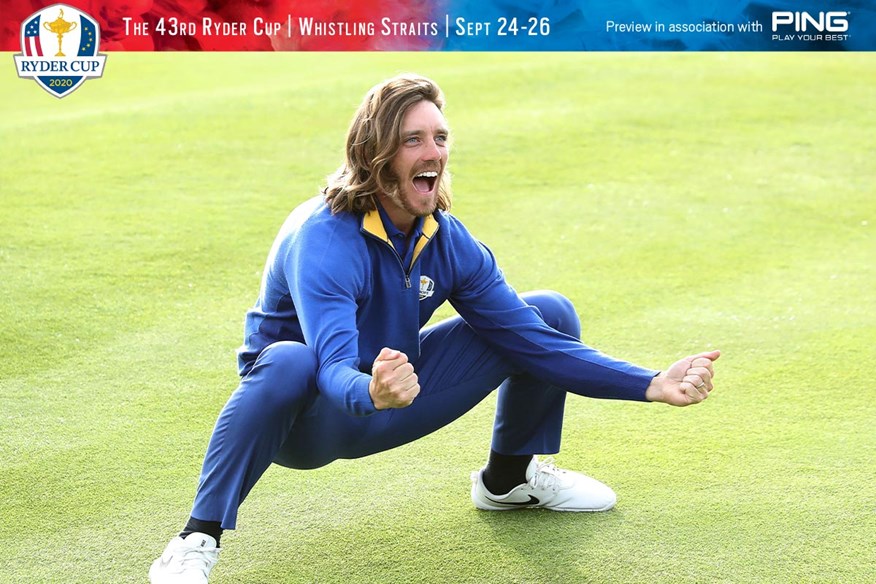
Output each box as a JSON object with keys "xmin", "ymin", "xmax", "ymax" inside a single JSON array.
[{"xmin": 376, "ymin": 195, "xmax": 416, "ymax": 236}]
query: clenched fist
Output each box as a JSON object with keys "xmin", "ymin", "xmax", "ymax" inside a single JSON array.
[
  {"xmin": 369, "ymin": 347, "xmax": 421, "ymax": 410},
  {"xmin": 645, "ymin": 350, "xmax": 721, "ymax": 407}
]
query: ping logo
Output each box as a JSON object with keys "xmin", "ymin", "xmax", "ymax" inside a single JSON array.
[
  {"xmin": 419, "ymin": 275, "xmax": 435, "ymax": 301},
  {"xmin": 771, "ymin": 11, "xmax": 849, "ymax": 32},
  {"xmin": 13, "ymin": 3, "xmax": 107, "ymax": 98}
]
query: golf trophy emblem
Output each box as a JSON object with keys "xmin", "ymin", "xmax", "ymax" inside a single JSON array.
[
  {"xmin": 13, "ymin": 3, "xmax": 107, "ymax": 98},
  {"xmin": 44, "ymin": 8, "xmax": 78, "ymax": 57}
]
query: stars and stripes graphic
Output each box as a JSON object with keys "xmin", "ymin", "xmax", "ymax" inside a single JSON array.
[{"xmin": 22, "ymin": 15, "xmax": 43, "ymax": 57}]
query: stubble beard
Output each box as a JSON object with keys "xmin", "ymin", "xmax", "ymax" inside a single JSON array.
[{"xmin": 388, "ymin": 180, "xmax": 440, "ymax": 218}]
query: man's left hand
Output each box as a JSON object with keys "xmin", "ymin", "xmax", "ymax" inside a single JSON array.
[{"xmin": 645, "ymin": 350, "xmax": 721, "ymax": 406}]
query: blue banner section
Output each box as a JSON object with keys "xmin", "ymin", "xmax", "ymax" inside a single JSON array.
[{"xmin": 438, "ymin": 0, "xmax": 875, "ymax": 50}]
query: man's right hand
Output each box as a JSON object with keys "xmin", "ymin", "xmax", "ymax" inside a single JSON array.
[{"xmin": 369, "ymin": 347, "xmax": 420, "ymax": 410}]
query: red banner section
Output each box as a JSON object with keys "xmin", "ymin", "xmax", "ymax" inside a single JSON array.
[{"xmin": 2, "ymin": 0, "xmax": 438, "ymax": 51}]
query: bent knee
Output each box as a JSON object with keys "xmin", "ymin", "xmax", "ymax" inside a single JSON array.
[
  {"xmin": 258, "ymin": 341, "xmax": 317, "ymax": 377},
  {"xmin": 521, "ymin": 290, "xmax": 581, "ymax": 338},
  {"xmin": 247, "ymin": 341, "xmax": 318, "ymax": 407}
]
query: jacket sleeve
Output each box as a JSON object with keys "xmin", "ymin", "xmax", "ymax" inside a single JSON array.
[
  {"xmin": 284, "ymin": 223, "xmax": 377, "ymax": 416},
  {"xmin": 448, "ymin": 231, "xmax": 657, "ymax": 402}
]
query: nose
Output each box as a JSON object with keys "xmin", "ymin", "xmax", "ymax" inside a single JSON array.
[{"xmin": 423, "ymin": 139, "xmax": 442, "ymax": 162}]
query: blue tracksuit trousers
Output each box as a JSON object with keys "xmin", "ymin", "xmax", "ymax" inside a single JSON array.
[{"xmin": 191, "ymin": 291, "xmax": 576, "ymax": 529}]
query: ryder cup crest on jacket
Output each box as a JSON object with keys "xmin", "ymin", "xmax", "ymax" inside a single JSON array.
[
  {"xmin": 13, "ymin": 3, "xmax": 107, "ymax": 98},
  {"xmin": 419, "ymin": 275, "xmax": 435, "ymax": 300}
]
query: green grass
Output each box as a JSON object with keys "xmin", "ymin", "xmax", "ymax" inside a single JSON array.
[{"xmin": 1, "ymin": 53, "xmax": 874, "ymax": 583}]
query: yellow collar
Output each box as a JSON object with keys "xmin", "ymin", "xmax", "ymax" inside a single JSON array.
[{"xmin": 361, "ymin": 209, "xmax": 439, "ymax": 268}]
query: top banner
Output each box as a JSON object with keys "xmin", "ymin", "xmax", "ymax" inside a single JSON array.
[{"xmin": 3, "ymin": 0, "xmax": 874, "ymax": 51}]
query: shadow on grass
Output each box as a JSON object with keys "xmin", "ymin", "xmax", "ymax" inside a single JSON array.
[{"xmin": 469, "ymin": 507, "xmax": 620, "ymax": 583}]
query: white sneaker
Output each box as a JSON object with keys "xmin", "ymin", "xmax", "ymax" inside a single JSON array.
[
  {"xmin": 470, "ymin": 456, "xmax": 617, "ymax": 512},
  {"xmin": 149, "ymin": 532, "xmax": 220, "ymax": 584}
]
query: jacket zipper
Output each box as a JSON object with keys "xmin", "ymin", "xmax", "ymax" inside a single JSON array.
[{"xmin": 362, "ymin": 232, "xmax": 432, "ymax": 289}]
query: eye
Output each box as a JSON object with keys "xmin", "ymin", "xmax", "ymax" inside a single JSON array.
[
  {"xmin": 405, "ymin": 136, "xmax": 420, "ymax": 145},
  {"xmin": 435, "ymin": 135, "xmax": 448, "ymax": 144}
]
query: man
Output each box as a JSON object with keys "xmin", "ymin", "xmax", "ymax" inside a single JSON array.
[{"xmin": 150, "ymin": 74, "xmax": 719, "ymax": 583}]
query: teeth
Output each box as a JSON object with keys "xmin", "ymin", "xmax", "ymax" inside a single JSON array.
[{"xmin": 416, "ymin": 171, "xmax": 438, "ymax": 178}]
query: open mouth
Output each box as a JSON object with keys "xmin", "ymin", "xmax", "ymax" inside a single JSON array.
[{"xmin": 412, "ymin": 171, "xmax": 438, "ymax": 194}]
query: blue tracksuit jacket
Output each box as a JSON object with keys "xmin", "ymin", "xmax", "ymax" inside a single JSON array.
[{"xmin": 238, "ymin": 196, "xmax": 657, "ymax": 417}]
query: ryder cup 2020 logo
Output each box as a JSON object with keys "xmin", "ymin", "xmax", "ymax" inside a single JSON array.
[{"xmin": 13, "ymin": 4, "xmax": 107, "ymax": 98}]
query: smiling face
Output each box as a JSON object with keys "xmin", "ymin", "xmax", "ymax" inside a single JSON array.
[{"xmin": 379, "ymin": 99, "xmax": 450, "ymax": 233}]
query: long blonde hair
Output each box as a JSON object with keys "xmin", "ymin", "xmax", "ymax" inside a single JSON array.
[{"xmin": 323, "ymin": 74, "xmax": 452, "ymax": 214}]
